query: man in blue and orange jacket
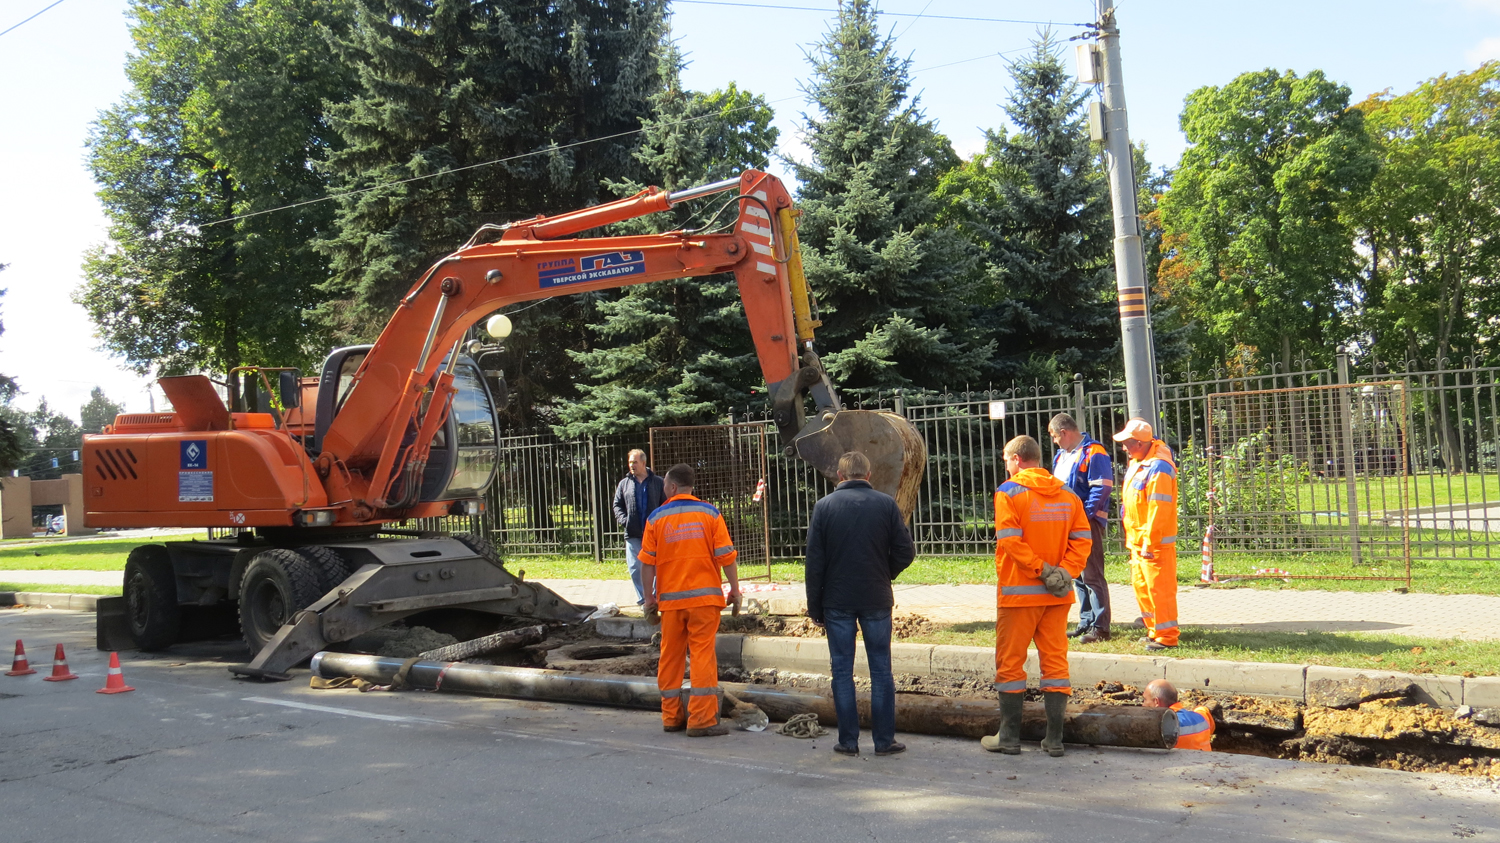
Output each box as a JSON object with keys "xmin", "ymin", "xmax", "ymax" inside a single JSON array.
[
  {"xmin": 1048, "ymin": 412, "xmax": 1114, "ymax": 643},
  {"xmin": 640, "ymin": 463, "xmax": 740, "ymax": 737},
  {"xmin": 984, "ymin": 435, "xmax": 1091, "ymax": 757},
  {"xmin": 1144, "ymin": 680, "xmax": 1214, "ymax": 751}
]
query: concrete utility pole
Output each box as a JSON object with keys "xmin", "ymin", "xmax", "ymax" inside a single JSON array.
[{"xmin": 1093, "ymin": 0, "xmax": 1159, "ymax": 428}]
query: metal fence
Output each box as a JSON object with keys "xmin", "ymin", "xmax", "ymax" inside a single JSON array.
[
  {"xmin": 649, "ymin": 423, "xmax": 771, "ymax": 581},
  {"xmin": 401, "ymin": 357, "xmax": 1500, "ymax": 569}
]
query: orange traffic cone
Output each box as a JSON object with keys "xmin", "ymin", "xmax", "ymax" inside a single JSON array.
[
  {"xmin": 6, "ymin": 640, "xmax": 36, "ymax": 676},
  {"xmin": 96, "ymin": 652, "xmax": 134, "ymax": 694},
  {"xmin": 42, "ymin": 643, "xmax": 78, "ymax": 682}
]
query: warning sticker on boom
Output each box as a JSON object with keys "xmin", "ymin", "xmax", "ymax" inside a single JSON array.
[
  {"xmin": 538, "ymin": 251, "xmax": 646, "ymax": 288},
  {"xmin": 179, "ymin": 471, "xmax": 213, "ymax": 502}
]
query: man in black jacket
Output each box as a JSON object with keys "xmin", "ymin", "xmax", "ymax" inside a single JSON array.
[
  {"xmin": 612, "ymin": 449, "xmax": 665, "ymax": 605},
  {"xmin": 805, "ymin": 451, "xmax": 916, "ymax": 757}
]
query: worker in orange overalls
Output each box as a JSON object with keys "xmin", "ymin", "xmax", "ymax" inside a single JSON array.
[
  {"xmin": 983, "ymin": 435, "xmax": 1091, "ymax": 757},
  {"xmin": 1143, "ymin": 679, "xmax": 1215, "ymax": 751},
  {"xmin": 640, "ymin": 463, "xmax": 740, "ymax": 737},
  {"xmin": 1114, "ymin": 418, "xmax": 1180, "ymax": 651}
]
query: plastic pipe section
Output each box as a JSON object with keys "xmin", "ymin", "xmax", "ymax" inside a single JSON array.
[{"xmin": 311, "ymin": 653, "xmax": 1178, "ymax": 749}]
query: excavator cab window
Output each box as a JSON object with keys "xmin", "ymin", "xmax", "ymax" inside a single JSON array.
[
  {"xmin": 418, "ymin": 360, "xmax": 499, "ymax": 500},
  {"xmin": 312, "ymin": 345, "xmax": 373, "ymax": 454}
]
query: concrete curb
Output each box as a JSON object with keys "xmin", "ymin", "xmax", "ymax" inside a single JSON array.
[
  {"xmin": 594, "ymin": 622, "xmax": 1495, "ymax": 710},
  {"xmin": 0, "ymin": 592, "xmax": 102, "ymax": 611}
]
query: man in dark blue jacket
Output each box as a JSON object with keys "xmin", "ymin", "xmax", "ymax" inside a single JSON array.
[
  {"xmin": 612, "ymin": 449, "xmax": 665, "ymax": 605},
  {"xmin": 1048, "ymin": 413, "xmax": 1113, "ymax": 643},
  {"xmin": 805, "ymin": 451, "xmax": 916, "ymax": 757}
]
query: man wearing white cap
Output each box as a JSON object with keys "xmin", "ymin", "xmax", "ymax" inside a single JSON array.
[{"xmin": 1113, "ymin": 419, "xmax": 1180, "ymax": 650}]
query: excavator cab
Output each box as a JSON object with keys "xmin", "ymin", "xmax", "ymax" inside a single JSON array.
[{"xmin": 313, "ymin": 345, "xmax": 499, "ymax": 509}]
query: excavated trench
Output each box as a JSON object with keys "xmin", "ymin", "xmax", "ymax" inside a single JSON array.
[{"xmin": 354, "ymin": 614, "xmax": 1500, "ymax": 779}]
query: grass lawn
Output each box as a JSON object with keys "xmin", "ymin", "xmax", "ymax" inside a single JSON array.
[
  {"xmin": 0, "ymin": 539, "xmax": 149, "ymax": 571},
  {"xmin": 0, "ymin": 583, "xmax": 120, "ymax": 595},
  {"xmin": 1295, "ymin": 472, "xmax": 1500, "ymax": 513},
  {"xmin": 902, "ymin": 623, "xmax": 1500, "ymax": 677}
]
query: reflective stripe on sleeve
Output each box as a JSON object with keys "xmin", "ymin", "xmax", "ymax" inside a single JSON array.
[
  {"xmin": 1039, "ymin": 678, "xmax": 1071, "ymax": 690},
  {"xmin": 642, "ymin": 550, "xmax": 656, "ymax": 557},
  {"xmin": 1149, "ymin": 493, "xmax": 1174, "ymax": 502},
  {"xmin": 1160, "ymin": 535, "xmax": 1177, "ymax": 544},
  {"xmin": 1001, "ymin": 585, "xmax": 1050, "ymax": 595},
  {"xmin": 660, "ymin": 586, "xmax": 723, "ymax": 602},
  {"xmin": 713, "ymin": 545, "xmax": 735, "ymax": 557},
  {"xmin": 1069, "ymin": 530, "xmax": 1091, "ymax": 539},
  {"xmin": 996, "ymin": 528, "xmax": 1023, "ymax": 538},
  {"xmin": 993, "ymin": 680, "xmax": 1027, "ymax": 693}
]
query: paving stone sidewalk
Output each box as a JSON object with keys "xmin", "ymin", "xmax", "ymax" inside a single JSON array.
[
  {"xmin": 11, "ymin": 570, "xmax": 1500, "ymax": 641},
  {"xmin": 534, "ymin": 578, "xmax": 1500, "ymax": 642}
]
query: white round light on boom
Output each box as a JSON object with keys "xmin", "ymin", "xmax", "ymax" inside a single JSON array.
[{"xmin": 486, "ymin": 313, "xmax": 513, "ymax": 340}]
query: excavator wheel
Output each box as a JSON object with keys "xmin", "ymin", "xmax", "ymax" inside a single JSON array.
[
  {"xmin": 793, "ymin": 409, "xmax": 927, "ymax": 521},
  {"xmin": 296, "ymin": 545, "xmax": 356, "ymax": 594},
  {"xmin": 239, "ymin": 548, "xmax": 324, "ymax": 654},
  {"xmin": 451, "ymin": 532, "xmax": 507, "ymax": 570},
  {"xmin": 123, "ymin": 545, "xmax": 180, "ymax": 651}
]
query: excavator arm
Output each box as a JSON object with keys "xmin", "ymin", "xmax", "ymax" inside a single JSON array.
[{"xmin": 320, "ymin": 170, "xmax": 925, "ymax": 521}]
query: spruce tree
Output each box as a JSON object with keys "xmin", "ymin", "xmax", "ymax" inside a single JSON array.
[
  {"xmin": 556, "ymin": 45, "xmax": 778, "ymax": 437},
  {"xmin": 940, "ymin": 35, "xmax": 1115, "ymax": 384},
  {"xmin": 317, "ymin": 0, "xmax": 668, "ymax": 426},
  {"xmin": 792, "ymin": 0, "xmax": 986, "ymax": 394}
]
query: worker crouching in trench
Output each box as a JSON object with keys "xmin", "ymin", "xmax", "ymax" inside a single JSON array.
[
  {"xmin": 986, "ymin": 435, "xmax": 1091, "ymax": 756},
  {"xmin": 640, "ymin": 463, "xmax": 742, "ymax": 737}
]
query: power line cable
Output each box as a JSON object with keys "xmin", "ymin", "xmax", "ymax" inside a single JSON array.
[
  {"xmin": 670, "ymin": 0, "xmax": 1088, "ymax": 26},
  {"xmin": 0, "ymin": 0, "xmax": 67, "ymax": 39},
  {"xmin": 108, "ymin": 45, "xmax": 1031, "ymax": 248}
]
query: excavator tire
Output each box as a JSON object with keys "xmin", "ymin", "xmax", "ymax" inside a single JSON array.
[
  {"xmin": 296, "ymin": 545, "xmax": 355, "ymax": 594},
  {"xmin": 123, "ymin": 545, "xmax": 180, "ymax": 651},
  {"xmin": 450, "ymin": 532, "xmax": 507, "ymax": 569},
  {"xmin": 239, "ymin": 548, "xmax": 324, "ymax": 654}
]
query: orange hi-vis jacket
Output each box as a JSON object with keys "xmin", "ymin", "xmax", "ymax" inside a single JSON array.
[
  {"xmin": 1172, "ymin": 702, "xmax": 1215, "ymax": 751},
  {"xmin": 1121, "ymin": 440, "xmax": 1178, "ymax": 556},
  {"xmin": 640, "ymin": 494, "xmax": 737, "ymax": 611},
  {"xmin": 994, "ymin": 468, "xmax": 1091, "ymax": 607}
]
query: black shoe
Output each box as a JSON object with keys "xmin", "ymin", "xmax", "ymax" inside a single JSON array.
[
  {"xmin": 663, "ymin": 721, "xmax": 687, "ymax": 733},
  {"xmin": 1067, "ymin": 626, "xmax": 1090, "ymax": 638},
  {"xmin": 1145, "ymin": 640, "xmax": 1177, "ymax": 652},
  {"xmin": 833, "ymin": 743, "xmax": 859, "ymax": 756},
  {"xmin": 874, "ymin": 742, "xmax": 906, "ymax": 756},
  {"xmin": 687, "ymin": 724, "xmax": 730, "ymax": 737},
  {"xmin": 1078, "ymin": 631, "xmax": 1108, "ymax": 645}
]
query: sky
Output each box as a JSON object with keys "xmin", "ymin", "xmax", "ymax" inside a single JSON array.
[{"xmin": 0, "ymin": 0, "xmax": 1496, "ymax": 421}]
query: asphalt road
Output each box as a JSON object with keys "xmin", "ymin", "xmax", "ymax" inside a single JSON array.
[{"xmin": 2, "ymin": 607, "xmax": 1497, "ymax": 843}]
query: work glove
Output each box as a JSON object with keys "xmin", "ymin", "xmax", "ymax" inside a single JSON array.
[
  {"xmin": 1040, "ymin": 564, "xmax": 1073, "ymax": 598},
  {"xmin": 643, "ymin": 604, "xmax": 661, "ymax": 626}
]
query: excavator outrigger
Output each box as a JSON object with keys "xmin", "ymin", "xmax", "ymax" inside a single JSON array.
[{"xmin": 83, "ymin": 170, "xmax": 926, "ymax": 679}]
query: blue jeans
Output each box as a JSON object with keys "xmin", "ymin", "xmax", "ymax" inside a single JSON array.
[
  {"xmin": 1074, "ymin": 517, "xmax": 1112, "ymax": 634},
  {"xmin": 625, "ymin": 537, "xmax": 644, "ymax": 605},
  {"xmin": 824, "ymin": 607, "xmax": 896, "ymax": 750}
]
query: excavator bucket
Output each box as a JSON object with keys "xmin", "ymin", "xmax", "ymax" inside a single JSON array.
[{"xmin": 792, "ymin": 410, "xmax": 927, "ymax": 521}]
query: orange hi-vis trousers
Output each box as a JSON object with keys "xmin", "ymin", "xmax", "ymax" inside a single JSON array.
[
  {"xmin": 1131, "ymin": 547, "xmax": 1179, "ymax": 646},
  {"xmin": 658, "ymin": 604, "xmax": 722, "ymax": 729},
  {"xmin": 994, "ymin": 603, "xmax": 1071, "ymax": 696}
]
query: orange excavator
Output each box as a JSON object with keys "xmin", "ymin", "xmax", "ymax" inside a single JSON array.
[{"xmin": 84, "ymin": 170, "xmax": 925, "ymax": 679}]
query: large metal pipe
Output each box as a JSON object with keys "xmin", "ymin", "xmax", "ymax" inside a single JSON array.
[{"xmin": 312, "ymin": 653, "xmax": 1178, "ymax": 749}]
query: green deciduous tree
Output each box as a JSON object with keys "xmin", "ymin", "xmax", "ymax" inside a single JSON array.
[
  {"xmin": 1158, "ymin": 68, "xmax": 1377, "ymax": 370},
  {"xmin": 0, "ymin": 275, "xmax": 27, "ymax": 473},
  {"xmin": 937, "ymin": 36, "xmax": 1115, "ymax": 385},
  {"xmin": 1349, "ymin": 62, "xmax": 1500, "ymax": 368},
  {"xmin": 318, "ymin": 0, "xmax": 668, "ymax": 426},
  {"xmin": 79, "ymin": 0, "xmax": 356, "ymax": 381},
  {"xmin": 556, "ymin": 46, "xmax": 778, "ymax": 436},
  {"xmin": 792, "ymin": 0, "xmax": 986, "ymax": 394},
  {"xmin": 80, "ymin": 387, "xmax": 127, "ymax": 435}
]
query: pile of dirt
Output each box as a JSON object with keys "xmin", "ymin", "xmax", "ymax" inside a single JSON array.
[{"xmin": 716, "ymin": 611, "xmax": 937, "ymax": 640}]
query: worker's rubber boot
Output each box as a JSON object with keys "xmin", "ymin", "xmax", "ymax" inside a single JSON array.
[
  {"xmin": 1040, "ymin": 692, "xmax": 1068, "ymax": 757},
  {"xmin": 687, "ymin": 723, "xmax": 729, "ymax": 737},
  {"xmin": 980, "ymin": 692, "xmax": 1023, "ymax": 754}
]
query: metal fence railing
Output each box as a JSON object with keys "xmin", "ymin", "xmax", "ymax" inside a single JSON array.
[{"xmin": 383, "ymin": 357, "xmax": 1500, "ymax": 567}]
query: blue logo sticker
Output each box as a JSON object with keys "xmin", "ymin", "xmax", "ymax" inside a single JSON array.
[
  {"xmin": 538, "ymin": 251, "xmax": 646, "ymax": 288},
  {"xmin": 181, "ymin": 440, "xmax": 208, "ymax": 470}
]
